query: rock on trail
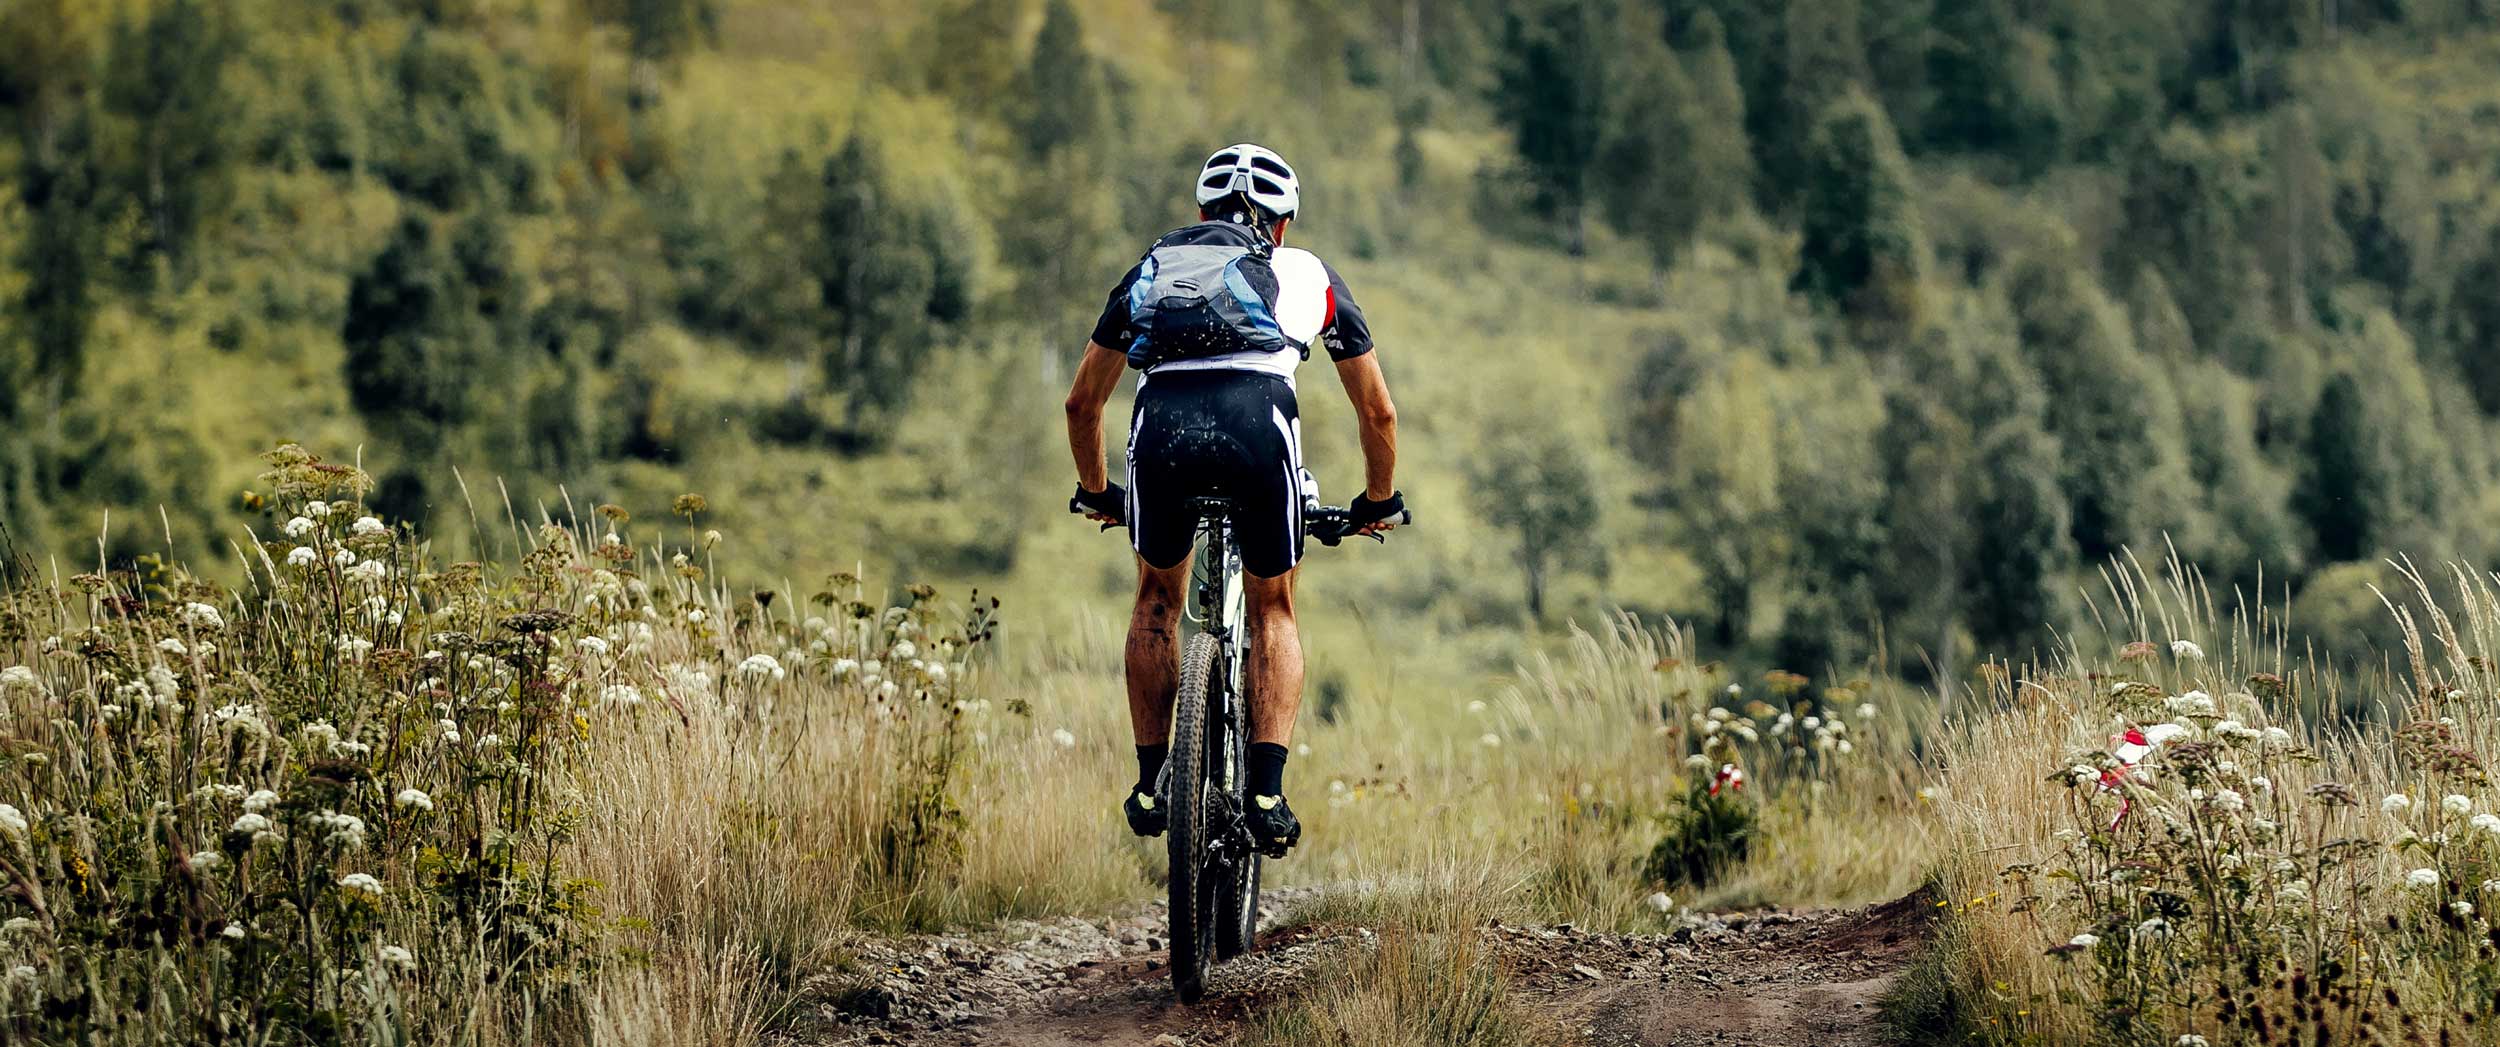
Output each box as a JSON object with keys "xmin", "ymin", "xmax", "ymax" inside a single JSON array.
[{"xmin": 790, "ymin": 890, "xmax": 1932, "ymax": 1047}]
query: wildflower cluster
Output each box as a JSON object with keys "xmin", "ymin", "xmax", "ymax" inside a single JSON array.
[
  {"xmin": 0, "ymin": 445, "xmax": 1002, "ymax": 1042},
  {"xmin": 2004, "ymin": 647, "xmax": 2500, "ymax": 1043}
]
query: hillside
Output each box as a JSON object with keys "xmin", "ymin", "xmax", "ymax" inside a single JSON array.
[{"xmin": 8, "ymin": 1, "xmax": 2500, "ymax": 687}]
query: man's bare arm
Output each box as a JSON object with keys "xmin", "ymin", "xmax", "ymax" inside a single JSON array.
[
  {"xmin": 1064, "ymin": 341, "xmax": 1129, "ymax": 500},
  {"xmin": 1334, "ymin": 353, "xmax": 1398, "ymax": 507}
]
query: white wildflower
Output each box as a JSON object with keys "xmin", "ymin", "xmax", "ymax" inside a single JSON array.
[
  {"xmin": 2068, "ymin": 933, "xmax": 2100, "ymax": 948},
  {"xmin": 2211, "ymin": 789, "xmax": 2246, "ymax": 813},
  {"xmin": 0, "ymin": 804, "xmax": 27, "ymax": 836},
  {"xmin": 2179, "ymin": 1036, "xmax": 2210, "ymax": 1047},
  {"xmin": 305, "ymin": 500, "xmax": 332, "ymax": 518},
  {"xmin": 230, "ymin": 813, "xmax": 272, "ymax": 835},
  {"xmin": 892, "ymin": 640, "xmax": 917, "ymax": 661},
  {"xmin": 1480, "ymin": 732, "xmax": 1502, "ymax": 748},
  {"xmin": 222, "ymin": 924, "xmax": 245, "ymax": 940},
  {"xmin": 379, "ymin": 944, "xmax": 416, "ymax": 970},
  {"xmin": 243, "ymin": 789, "xmax": 278, "ymax": 813},
  {"xmin": 2171, "ymin": 639, "xmax": 2204, "ymax": 660},
  {"xmin": 2384, "ymin": 794, "xmax": 2414, "ymax": 814},
  {"xmin": 685, "ymin": 608, "xmax": 706, "ymax": 624},
  {"xmin": 736, "ymin": 653, "xmax": 786, "ymax": 681},
  {"xmin": 2446, "ymin": 794, "xmax": 2476, "ymax": 816},
  {"xmin": 2456, "ymin": 900, "xmax": 2477, "ymax": 919},
  {"xmin": 1051, "ymin": 728, "xmax": 1077, "ymax": 748},
  {"xmin": 2071, "ymin": 765, "xmax": 2100, "ymax": 787},
  {"xmin": 832, "ymin": 658, "xmax": 859, "ymax": 677},
  {"xmin": 283, "ymin": 516, "xmax": 316, "ymax": 538},
  {"xmin": 2135, "ymin": 918, "xmax": 2171, "ymax": 939},
  {"xmin": 181, "ymin": 602, "xmax": 225, "ymax": 629},
  {"xmin": 312, "ymin": 811, "xmax": 368, "ymax": 849},
  {"xmin": 1857, "ymin": 703, "xmax": 1878, "ymax": 720},
  {"xmin": 154, "ymin": 637, "xmax": 188, "ymax": 657},
  {"xmin": 1645, "ymin": 892, "xmax": 1675, "ymax": 913},
  {"xmin": 600, "ymin": 684, "xmax": 643, "ymax": 706},
  {"xmin": 2142, "ymin": 723, "xmax": 2189, "ymax": 746},
  {"xmin": 345, "ymin": 559, "xmax": 387, "ymax": 584},
  {"xmin": 337, "ymin": 872, "xmax": 384, "ymax": 897},
  {"xmin": 396, "ymin": 788, "xmax": 433, "ymax": 811},
  {"xmin": 2262, "ymin": 726, "xmax": 2293, "ymax": 748},
  {"xmin": 287, "ymin": 547, "xmax": 318, "ymax": 568},
  {"xmin": 2408, "ymin": 868, "xmax": 2442, "ymax": 889},
  {"xmin": 351, "ymin": 516, "xmax": 386, "ymax": 537}
]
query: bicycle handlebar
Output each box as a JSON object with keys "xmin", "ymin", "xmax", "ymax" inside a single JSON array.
[
  {"xmin": 1068, "ymin": 497, "xmax": 1411, "ymax": 545},
  {"xmin": 1303, "ymin": 504, "xmax": 1413, "ymax": 546}
]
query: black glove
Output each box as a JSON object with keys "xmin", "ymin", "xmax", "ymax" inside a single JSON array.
[
  {"xmin": 1349, "ymin": 490, "xmax": 1405, "ymax": 527},
  {"xmin": 1071, "ymin": 481, "xmax": 1128, "ymax": 524}
]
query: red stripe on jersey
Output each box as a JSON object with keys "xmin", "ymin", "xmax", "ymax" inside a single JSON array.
[{"xmin": 1323, "ymin": 284, "xmax": 1337, "ymax": 328}]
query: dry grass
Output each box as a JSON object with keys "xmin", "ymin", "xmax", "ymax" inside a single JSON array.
[{"xmin": 1928, "ymin": 554, "xmax": 2500, "ymax": 1044}]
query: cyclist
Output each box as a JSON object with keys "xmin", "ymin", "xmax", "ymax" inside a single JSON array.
[{"xmin": 1062, "ymin": 143, "xmax": 1404, "ymax": 855}]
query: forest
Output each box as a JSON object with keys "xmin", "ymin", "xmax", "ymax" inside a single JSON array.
[{"xmin": 5, "ymin": 0, "xmax": 2500, "ymax": 686}]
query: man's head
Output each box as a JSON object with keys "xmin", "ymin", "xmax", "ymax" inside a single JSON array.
[{"xmin": 1194, "ymin": 143, "xmax": 1298, "ymax": 244}]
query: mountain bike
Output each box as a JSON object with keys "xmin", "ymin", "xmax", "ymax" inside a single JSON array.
[{"xmin": 1073, "ymin": 494, "xmax": 1409, "ymax": 1002}]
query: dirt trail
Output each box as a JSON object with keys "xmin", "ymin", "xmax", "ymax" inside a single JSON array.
[{"xmin": 793, "ymin": 891, "xmax": 1932, "ymax": 1047}]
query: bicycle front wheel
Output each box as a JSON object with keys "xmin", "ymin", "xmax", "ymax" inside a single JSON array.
[{"xmin": 1165, "ymin": 633, "xmax": 1222, "ymax": 1002}]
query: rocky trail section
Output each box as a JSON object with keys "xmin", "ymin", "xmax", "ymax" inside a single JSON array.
[{"xmin": 791, "ymin": 891, "xmax": 1931, "ymax": 1047}]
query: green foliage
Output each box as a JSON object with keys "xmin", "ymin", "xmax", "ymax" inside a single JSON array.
[
  {"xmin": 1469, "ymin": 420, "xmax": 1601, "ymax": 621},
  {"xmin": 0, "ymin": 0, "xmax": 2497, "ymax": 689},
  {"xmin": 1791, "ymin": 87, "xmax": 1923, "ymax": 341},
  {"xmin": 1644, "ymin": 777, "xmax": 1757, "ymax": 891}
]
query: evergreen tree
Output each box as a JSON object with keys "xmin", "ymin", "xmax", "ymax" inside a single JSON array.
[
  {"xmin": 1679, "ymin": 11, "xmax": 1755, "ymax": 220},
  {"xmin": 1966, "ymin": 418, "xmax": 2075, "ymax": 658},
  {"xmin": 99, "ymin": 0, "xmax": 236, "ymax": 281},
  {"xmin": 2004, "ymin": 253, "xmax": 2167, "ymax": 562},
  {"xmin": 1493, "ymin": 0, "xmax": 1615, "ymax": 251},
  {"xmin": 342, "ymin": 213, "xmax": 504, "ymax": 520},
  {"xmin": 1593, "ymin": 19, "xmax": 1703, "ymax": 270},
  {"xmin": 1766, "ymin": 0, "xmax": 1869, "ymax": 201},
  {"xmin": 1791, "ymin": 87, "xmax": 1924, "ymax": 342},
  {"xmin": 2295, "ymin": 371, "xmax": 2381, "ymax": 563},
  {"xmin": 812, "ymin": 134, "xmax": 975, "ymax": 446},
  {"xmin": 1018, "ymin": 0, "xmax": 1109, "ymax": 160}
]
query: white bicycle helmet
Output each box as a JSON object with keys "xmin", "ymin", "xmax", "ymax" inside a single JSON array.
[{"xmin": 1194, "ymin": 143, "xmax": 1299, "ymax": 220}]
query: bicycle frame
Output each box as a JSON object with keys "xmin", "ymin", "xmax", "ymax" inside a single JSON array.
[{"xmin": 1186, "ymin": 498, "xmax": 1253, "ymax": 864}]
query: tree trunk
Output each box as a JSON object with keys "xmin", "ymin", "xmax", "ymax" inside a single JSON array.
[{"xmin": 1523, "ymin": 549, "xmax": 1546, "ymax": 621}]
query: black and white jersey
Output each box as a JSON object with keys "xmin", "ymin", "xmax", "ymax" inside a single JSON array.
[{"xmin": 1090, "ymin": 221, "xmax": 1375, "ymax": 389}]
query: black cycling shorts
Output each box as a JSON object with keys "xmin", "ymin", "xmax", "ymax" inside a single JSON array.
[{"xmin": 1125, "ymin": 369, "xmax": 1305, "ymax": 578}]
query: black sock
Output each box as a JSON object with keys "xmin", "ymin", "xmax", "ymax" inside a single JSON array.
[
  {"xmin": 1247, "ymin": 742, "xmax": 1289, "ymax": 799},
  {"xmin": 1135, "ymin": 744, "xmax": 1169, "ymax": 794}
]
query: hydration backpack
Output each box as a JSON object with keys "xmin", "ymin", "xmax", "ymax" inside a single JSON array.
[{"xmin": 1124, "ymin": 228, "xmax": 1305, "ymax": 368}]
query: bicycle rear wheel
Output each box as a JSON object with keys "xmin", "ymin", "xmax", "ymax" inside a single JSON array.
[{"xmin": 1165, "ymin": 633, "xmax": 1222, "ymax": 1002}]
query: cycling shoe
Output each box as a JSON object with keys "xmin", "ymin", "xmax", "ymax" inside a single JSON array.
[
  {"xmin": 1245, "ymin": 794, "xmax": 1300, "ymax": 856},
  {"xmin": 1124, "ymin": 787, "xmax": 1167, "ymax": 837}
]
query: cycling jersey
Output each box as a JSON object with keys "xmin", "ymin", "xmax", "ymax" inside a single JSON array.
[
  {"xmin": 1090, "ymin": 222, "xmax": 1374, "ymax": 389},
  {"xmin": 1095, "ymin": 220, "xmax": 1372, "ymax": 577}
]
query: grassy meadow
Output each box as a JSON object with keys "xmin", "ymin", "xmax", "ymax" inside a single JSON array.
[{"xmin": 11, "ymin": 1, "xmax": 2500, "ymax": 1045}]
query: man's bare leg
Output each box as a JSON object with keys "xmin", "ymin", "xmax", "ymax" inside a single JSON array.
[
  {"xmin": 1127, "ymin": 557, "xmax": 1190, "ymax": 748},
  {"xmin": 1243, "ymin": 568, "xmax": 1304, "ymax": 746}
]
